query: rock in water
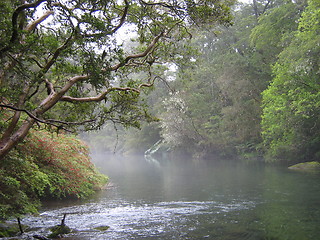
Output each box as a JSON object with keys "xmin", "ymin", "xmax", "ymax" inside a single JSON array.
[
  {"xmin": 288, "ymin": 161, "xmax": 320, "ymax": 171},
  {"xmin": 47, "ymin": 224, "xmax": 71, "ymax": 238},
  {"xmin": 33, "ymin": 234, "xmax": 49, "ymax": 240}
]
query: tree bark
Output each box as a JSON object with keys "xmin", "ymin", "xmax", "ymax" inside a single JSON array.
[{"xmin": 0, "ymin": 118, "xmax": 35, "ymax": 160}]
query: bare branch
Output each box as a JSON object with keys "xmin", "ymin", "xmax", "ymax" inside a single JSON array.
[
  {"xmin": 34, "ymin": 75, "xmax": 89, "ymax": 115},
  {"xmin": 44, "ymin": 79, "xmax": 55, "ymax": 96},
  {"xmin": 110, "ymin": 0, "xmax": 129, "ymax": 34},
  {"xmin": 25, "ymin": 10, "xmax": 54, "ymax": 32},
  {"xmin": 60, "ymin": 75, "xmax": 160, "ymax": 103},
  {"xmin": 45, "ymin": 118, "xmax": 96, "ymax": 126},
  {"xmin": 60, "ymin": 87, "xmax": 140, "ymax": 103},
  {"xmin": 0, "ymin": 0, "xmax": 47, "ymax": 54},
  {"xmin": 0, "ymin": 104, "xmax": 95, "ymax": 132},
  {"xmin": 58, "ymin": 75, "xmax": 89, "ymax": 96},
  {"xmin": 42, "ymin": 32, "xmax": 75, "ymax": 73},
  {"xmin": 262, "ymin": 0, "xmax": 272, "ymax": 15},
  {"xmin": 0, "ymin": 104, "xmax": 69, "ymax": 132},
  {"xmin": 139, "ymin": 0, "xmax": 183, "ymax": 11},
  {"xmin": 0, "ymin": 104, "xmax": 45, "ymax": 123},
  {"xmin": 109, "ymin": 32, "xmax": 165, "ymax": 71}
]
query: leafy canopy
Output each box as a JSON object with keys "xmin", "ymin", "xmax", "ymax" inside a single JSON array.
[{"xmin": 0, "ymin": 0, "xmax": 234, "ymax": 159}]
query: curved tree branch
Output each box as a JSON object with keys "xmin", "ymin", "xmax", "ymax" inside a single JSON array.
[
  {"xmin": 60, "ymin": 87, "xmax": 140, "ymax": 103},
  {"xmin": 0, "ymin": 0, "xmax": 47, "ymax": 55},
  {"xmin": 25, "ymin": 10, "xmax": 54, "ymax": 32},
  {"xmin": 110, "ymin": 0, "xmax": 129, "ymax": 34},
  {"xmin": 56, "ymin": 32, "xmax": 165, "ymax": 104},
  {"xmin": 109, "ymin": 31, "xmax": 165, "ymax": 71},
  {"xmin": 0, "ymin": 5, "xmax": 53, "ymax": 81},
  {"xmin": 0, "ymin": 104, "xmax": 96, "ymax": 132},
  {"xmin": 0, "ymin": 104, "xmax": 63, "ymax": 128},
  {"xmin": 42, "ymin": 32, "xmax": 75, "ymax": 73},
  {"xmin": 44, "ymin": 78, "xmax": 55, "ymax": 96},
  {"xmin": 139, "ymin": 0, "xmax": 184, "ymax": 11},
  {"xmin": 34, "ymin": 75, "xmax": 89, "ymax": 115},
  {"xmin": 60, "ymin": 76, "xmax": 158, "ymax": 103}
]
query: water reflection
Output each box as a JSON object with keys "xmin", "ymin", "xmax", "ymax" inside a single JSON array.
[{"xmin": 12, "ymin": 154, "xmax": 320, "ymax": 239}]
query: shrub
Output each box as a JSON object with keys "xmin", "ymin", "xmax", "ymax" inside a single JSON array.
[{"xmin": 0, "ymin": 129, "xmax": 108, "ymax": 219}]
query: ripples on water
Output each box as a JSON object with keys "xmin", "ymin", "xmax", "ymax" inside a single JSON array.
[
  {"xmin": 21, "ymin": 198, "xmax": 257, "ymax": 239},
  {"xmin": 7, "ymin": 154, "xmax": 320, "ymax": 239}
]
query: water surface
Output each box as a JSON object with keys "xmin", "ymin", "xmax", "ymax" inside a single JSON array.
[{"xmin": 17, "ymin": 155, "xmax": 320, "ymax": 239}]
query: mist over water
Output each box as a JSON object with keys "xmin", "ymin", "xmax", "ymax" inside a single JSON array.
[{"xmin": 14, "ymin": 154, "xmax": 320, "ymax": 239}]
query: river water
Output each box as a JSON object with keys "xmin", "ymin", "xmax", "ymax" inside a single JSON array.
[{"xmin": 15, "ymin": 154, "xmax": 320, "ymax": 239}]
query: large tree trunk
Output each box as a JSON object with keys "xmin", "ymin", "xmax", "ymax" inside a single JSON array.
[
  {"xmin": 0, "ymin": 118, "xmax": 35, "ymax": 160},
  {"xmin": 0, "ymin": 76, "xmax": 82, "ymax": 160}
]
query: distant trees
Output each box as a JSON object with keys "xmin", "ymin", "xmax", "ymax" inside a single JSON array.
[
  {"xmin": 158, "ymin": 0, "xmax": 278, "ymax": 157},
  {"xmin": 76, "ymin": 0, "xmax": 319, "ymax": 163},
  {"xmin": 0, "ymin": 0, "xmax": 234, "ymax": 160},
  {"xmin": 122, "ymin": 0, "xmax": 319, "ymax": 163}
]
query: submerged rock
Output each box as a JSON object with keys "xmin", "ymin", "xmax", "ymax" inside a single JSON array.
[
  {"xmin": 47, "ymin": 213, "xmax": 71, "ymax": 238},
  {"xmin": 288, "ymin": 161, "xmax": 320, "ymax": 171},
  {"xmin": 47, "ymin": 224, "xmax": 71, "ymax": 238},
  {"xmin": 33, "ymin": 234, "xmax": 49, "ymax": 240},
  {"xmin": 94, "ymin": 226, "xmax": 110, "ymax": 231}
]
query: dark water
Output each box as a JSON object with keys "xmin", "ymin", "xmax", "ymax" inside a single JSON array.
[{"xmin": 14, "ymin": 155, "xmax": 320, "ymax": 239}]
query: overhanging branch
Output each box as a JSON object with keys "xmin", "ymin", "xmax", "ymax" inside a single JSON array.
[
  {"xmin": 0, "ymin": 104, "xmax": 96, "ymax": 132},
  {"xmin": 25, "ymin": 10, "xmax": 54, "ymax": 32},
  {"xmin": 42, "ymin": 32, "xmax": 75, "ymax": 73},
  {"xmin": 110, "ymin": 0, "xmax": 129, "ymax": 34},
  {"xmin": 108, "ymin": 31, "xmax": 165, "ymax": 71},
  {"xmin": 60, "ymin": 87, "xmax": 140, "ymax": 103},
  {"xmin": 0, "ymin": 0, "xmax": 47, "ymax": 55},
  {"xmin": 58, "ymin": 32, "xmax": 164, "ymax": 103},
  {"xmin": 60, "ymin": 76, "xmax": 157, "ymax": 103}
]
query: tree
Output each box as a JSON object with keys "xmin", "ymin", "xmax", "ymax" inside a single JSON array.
[
  {"xmin": 158, "ymin": 1, "xmax": 277, "ymax": 158},
  {"xmin": 0, "ymin": 0, "xmax": 234, "ymax": 160},
  {"xmin": 261, "ymin": 0, "xmax": 320, "ymax": 162}
]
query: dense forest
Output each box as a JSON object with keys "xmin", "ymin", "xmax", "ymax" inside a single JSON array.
[{"xmin": 87, "ymin": 0, "xmax": 320, "ymax": 164}]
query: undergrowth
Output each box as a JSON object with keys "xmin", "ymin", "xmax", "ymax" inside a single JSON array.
[{"xmin": 0, "ymin": 129, "xmax": 108, "ymax": 219}]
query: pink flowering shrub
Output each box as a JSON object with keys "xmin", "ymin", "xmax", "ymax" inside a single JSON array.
[
  {"xmin": 0, "ymin": 129, "xmax": 107, "ymax": 219},
  {"xmin": 24, "ymin": 129, "xmax": 108, "ymax": 199}
]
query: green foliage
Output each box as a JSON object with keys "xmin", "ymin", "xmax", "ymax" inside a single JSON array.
[
  {"xmin": 0, "ymin": 0, "xmax": 235, "ymax": 161},
  {"xmin": 0, "ymin": 1, "xmax": 12, "ymax": 46},
  {"xmin": 0, "ymin": 129, "xmax": 107, "ymax": 219},
  {"xmin": 261, "ymin": 0, "xmax": 320, "ymax": 162},
  {"xmin": 0, "ymin": 154, "xmax": 42, "ymax": 219},
  {"xmin": 24, "ymin": 129, "xmax": 108, "ymax": 198},
  {"xmin": 157, "ymin": 1, "xmax": 272, "ymax": 157},
  {"xmin": 250, "ymin": 2, "xmax": 300, "ymax": 63},
  {"xmin": 0, "ymin": 222, "xmax": 20, "ymax": 237},
  {"xmin": 123, "ymin": 0, "xmax": 317, "ymax": 163}
]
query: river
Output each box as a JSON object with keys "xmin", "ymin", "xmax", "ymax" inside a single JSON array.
[{"xmin": 13, "ymin": 154, "xmax": 320, "ymax": 239}]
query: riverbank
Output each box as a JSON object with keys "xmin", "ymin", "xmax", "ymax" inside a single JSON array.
[{"xmin": 0, "ymin": 129, "xmax": 108, "ymax": 221}]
